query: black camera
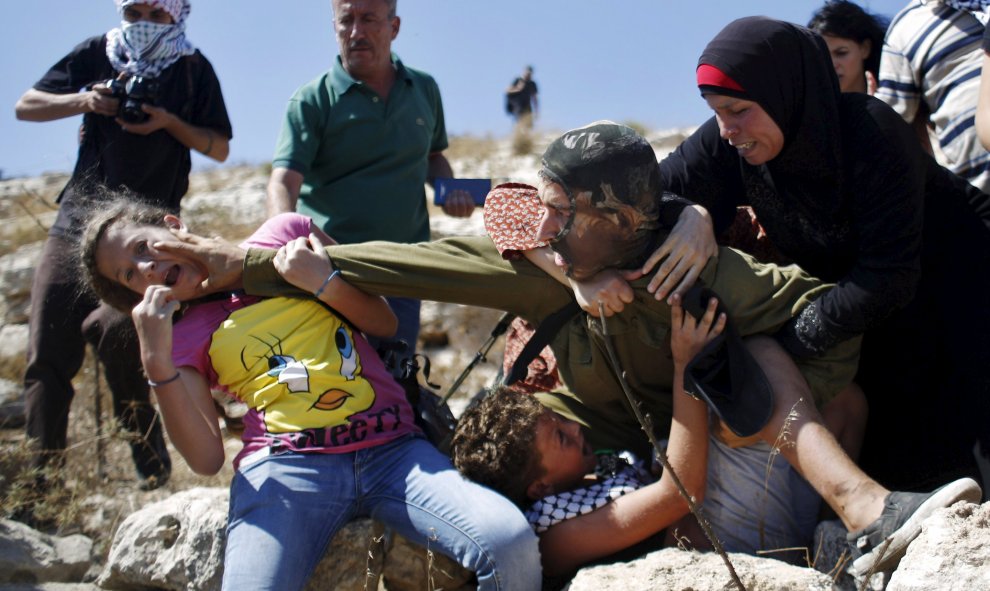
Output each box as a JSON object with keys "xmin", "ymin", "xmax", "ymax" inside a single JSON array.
[{"xmin": 104, "ymin": 76, "xmax": 160, "ymax": 124}]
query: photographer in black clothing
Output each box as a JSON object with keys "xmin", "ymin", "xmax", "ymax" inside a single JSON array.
[{"xmin": 14, "ymin": 0, "xmax": 232, "ymax": 493}]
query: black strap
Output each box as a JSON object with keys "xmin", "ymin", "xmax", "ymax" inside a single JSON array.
[{"xmin": 504, "ymin": 300, "xmax": 581, "ymax": 386}]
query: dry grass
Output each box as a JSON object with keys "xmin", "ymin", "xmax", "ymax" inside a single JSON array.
[
  {"xmin": 444, "ymin": 135, "xmax": 500, "ymax": 163},
  {"xmin": 510, "ymin": 120, "xmax": 535, "ymax": 156},
  {"xmin": 0, "ymin": 348, "xmax": 238, "ymax": 558}
]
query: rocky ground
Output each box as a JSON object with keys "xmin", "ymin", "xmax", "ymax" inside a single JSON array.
[{"xmin": 1, "ymin": 129, "xmax": 988, "ymax": 590}]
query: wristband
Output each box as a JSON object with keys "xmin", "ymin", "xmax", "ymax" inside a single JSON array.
[
  {"xmin": 314, "ymin": 269, "xmax": 341, "ymax": 298},
  {"xmin": 147, "ymin": 371, "xmax": 181, "ymax": 388}
]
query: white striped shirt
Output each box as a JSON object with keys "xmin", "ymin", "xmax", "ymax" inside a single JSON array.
[{"xmin": 877, "ymin": 0, "xmax": 990, "ymax": 193}]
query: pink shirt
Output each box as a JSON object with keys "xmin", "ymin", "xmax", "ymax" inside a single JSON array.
[{"xmin": 171, "ymin": 213, "xmax": 418, "ymax": 468}]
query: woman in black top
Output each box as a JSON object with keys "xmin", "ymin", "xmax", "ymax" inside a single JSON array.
[{"xmin": 653, "ymin": 16, "xmax": 990, "ymax": 491}]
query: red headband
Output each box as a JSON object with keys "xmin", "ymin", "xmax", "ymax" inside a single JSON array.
[{"xmin": 696, "ymin": 63, "xmax": 745, "ymax": 92}]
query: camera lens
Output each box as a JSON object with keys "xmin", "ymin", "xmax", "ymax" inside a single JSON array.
[{"xmin": 116, "ymin": 76, "xmax": 159, "ymax": 124}]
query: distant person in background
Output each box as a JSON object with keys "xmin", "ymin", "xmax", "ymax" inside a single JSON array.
[
  {"xmin": 12, "ymin": 0, "xmax": 231, "ymax": 498},
  {"xmin": 266, "ymin": 0, "xmax": 474, "ymax": 359},
  {"xmin": 808, "ymin": 0, "xmax": 889, "ymax": 94},
  {"xmin": 877, "ymin": 0, "xmax": 990, "ymax": 193},
  {"xmin": 505, "ymin": 65, "xmax": 539, "ymax": 129}
]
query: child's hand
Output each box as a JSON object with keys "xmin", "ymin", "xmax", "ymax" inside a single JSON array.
[
  {"xmin": 670, "ymin": 293, "xmax": 726, "ymax": 368},
  {"xmin": 132, "ymin": 285, "xmax": 181, "ymax": 378},
  {"xmin": 571, "ymin": 269, "xmax": 634, "ymax": 317},
  {"xmin": 274, "ymin": 233, "xmax": 334, "ymax": 294}
]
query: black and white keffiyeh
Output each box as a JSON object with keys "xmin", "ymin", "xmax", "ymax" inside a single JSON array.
[
  {"xmin": 525, "ymin": 453, "xmax": 652, "ymax": 533},
  {"xmin": 106, "ymin": 0, "xmax": 195, "ymax": 78},
  {"xmin": 939, "ymin": 0, "xmax": 990, "ymax": 11}
]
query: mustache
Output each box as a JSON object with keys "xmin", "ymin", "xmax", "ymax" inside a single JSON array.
[{"xmin": 348, "ymin": 41, "xmax": 373, "ymax": 51}]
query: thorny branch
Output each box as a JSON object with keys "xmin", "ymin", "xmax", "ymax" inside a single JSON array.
[{"xmin": 597, "ymin": 302, "xmax": 746, "ymax": 591}]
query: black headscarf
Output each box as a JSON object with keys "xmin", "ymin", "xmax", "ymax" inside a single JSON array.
[{"xmin": 697, "ymin": 17, "xmax": 845, "ymax": 219}]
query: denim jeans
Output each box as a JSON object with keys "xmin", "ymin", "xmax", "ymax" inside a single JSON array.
[{"xmin": 222, "ymin": 434, "xmax": 540, "ymax": 591}]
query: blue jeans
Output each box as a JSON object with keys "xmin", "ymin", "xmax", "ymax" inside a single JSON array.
[{"xmin": 222, "ymin": 435, "xmax": 540, "ymax": 591}]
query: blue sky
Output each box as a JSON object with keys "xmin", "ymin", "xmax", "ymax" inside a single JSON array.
[{"xmin": 2, "ymin": 0, "xmax": 908, "ymax": 178}]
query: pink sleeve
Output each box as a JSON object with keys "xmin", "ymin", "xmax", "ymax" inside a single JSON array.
[
  {"xmin": 238, "ymin": 213, "xmax": 313, "ymax": 250},
  {"xmin": 171, "ymin": 306, "xmax": 220, "ymax": 379}
]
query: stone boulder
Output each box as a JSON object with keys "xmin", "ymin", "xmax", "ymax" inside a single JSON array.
[
  {"xmin": 565, "ymin": 547, "xmax": 834, "ymax": 591},
  {"xmin": 0, "ymin": 378, "xmax": 24, "ymax": 429},
  {"xmin": 0, "ymin": 519, "xmax": 93, "ymax": 585},
  {"xmin": 97, "ymin": 487, "xmax": 227, "ymax": 591},
  {"xmin": 98, "ymin": 487, "xmax": 473, "ymax": 591},
  {"xmin": 887, "ymin": 501, "xmax": 990, "ymax": 591},
  {"xmin": 0, "ymin": 243, "xmax": 43, "ymax": 325}
]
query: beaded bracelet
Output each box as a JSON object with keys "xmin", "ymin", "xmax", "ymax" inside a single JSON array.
[
  {"xmin": 314, "ymin": 269, "xmax": 341, "ymax": 298},
  {"xmin": 147, "ymin": 371, "xmax": 181, "ymax": 388}
]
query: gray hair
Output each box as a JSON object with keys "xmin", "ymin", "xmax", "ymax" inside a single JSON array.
[{"xmin": 332, "ymin": 0, "xmax": 397, "ymax": 18}]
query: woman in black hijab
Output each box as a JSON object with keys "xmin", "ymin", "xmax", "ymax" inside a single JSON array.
[{"xmin": 654, "ymin": 16, "xmax": 990, "ymax": 492}]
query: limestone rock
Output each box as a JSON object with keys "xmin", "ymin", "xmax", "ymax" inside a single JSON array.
[
  {"xmin": 0, "ymin": 519, "xmax": 93, "ymax": 585},
  {"xmin": 0, "ymin": 584, "xmax": 101, "ymax": 591},
  {"xmin": 0, "ymin": 378, "xmax": 24, "ymax": 429},
  {"xmin": 180, "ymin": 171, "xmax": 267, "ymax": 240},
  {"xmin": 98, "ymin": 487, "xmax": 472, "ymax": 591},
  {"xmin": 0, "ymin": 244, "xmax": 43, "ymax": 325},
  {"xmin": 97, "ymin": 487, "xmax": 227, "ymax": 591},
  {"xmin": 0, "ymin": 325, "xmax": 28, "ymax": 368},
  {"xmin": 887, "ymin": 501, "xmax": 990, "ymax": 591},
  {"xmin": 381, "ymin": 532, "xmax": 474, "ymax": 591},
  {"xmin": 566, "ymin": 547, "xmax": 834, "ymax": 591}
]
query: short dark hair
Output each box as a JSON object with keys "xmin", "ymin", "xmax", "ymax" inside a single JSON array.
[
  {"xmin": 451, "ymin": 387, "xmax": 547, "ymax": 506},
  {"xmin": 808, "ymin": 0, "xmax": 889, "ymax": 79},
  {"xmin": 77, "ymin": 190, "xmax": 174, "ymax": 313}
]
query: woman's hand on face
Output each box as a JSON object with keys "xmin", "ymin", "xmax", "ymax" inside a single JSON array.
[
  {"xmin": 626, "ymin": 205, "xmax": 717, "ymax": 304},
  {"xmin": 273, "ymin": 233, "xmax": 333, "ymax": 294},
  {"xmin": 570, "ymin": 269, "xmax": 634, "ymax": 318},
  {"xmin": 132, "ymin": 285, "xmax": 181, "ymax": 376},
  {"xmin": 669, "ymin": 293, "xmax": 726, "ymax": 368}
]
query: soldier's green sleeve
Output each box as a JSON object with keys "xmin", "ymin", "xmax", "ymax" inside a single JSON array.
[
  {"xmin": 706, "ymin": 248, "xmax": 862, "ymax": 406},
  {"xmin": 243, "ymin": 235, "xmax": 572, "ymax": 323}
]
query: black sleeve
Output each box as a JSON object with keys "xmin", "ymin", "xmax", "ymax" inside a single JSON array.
[
  {"xmin": 659, "ymin": 117, "xmax": 747, "ymax": 233},
  {"xmin": 189, "ymin": 52, "xmax": 233, "ymax": 139},
  {"xmin": 776, "ymin": 98, "xmax": 925, "ymax": 357},
  {"xmin": 33, "ymin": 36, "xmax": 110, "ymax": 94}
]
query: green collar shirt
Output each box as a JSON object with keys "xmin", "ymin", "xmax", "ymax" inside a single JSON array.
[{"xmin": 271, "ymin": 54, "xmax": 447, "ymax": 244}]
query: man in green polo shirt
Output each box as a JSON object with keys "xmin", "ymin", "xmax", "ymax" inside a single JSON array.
[{"xmin": 265, "ymin": 0, "xmax": 473, "ymax": 355}]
